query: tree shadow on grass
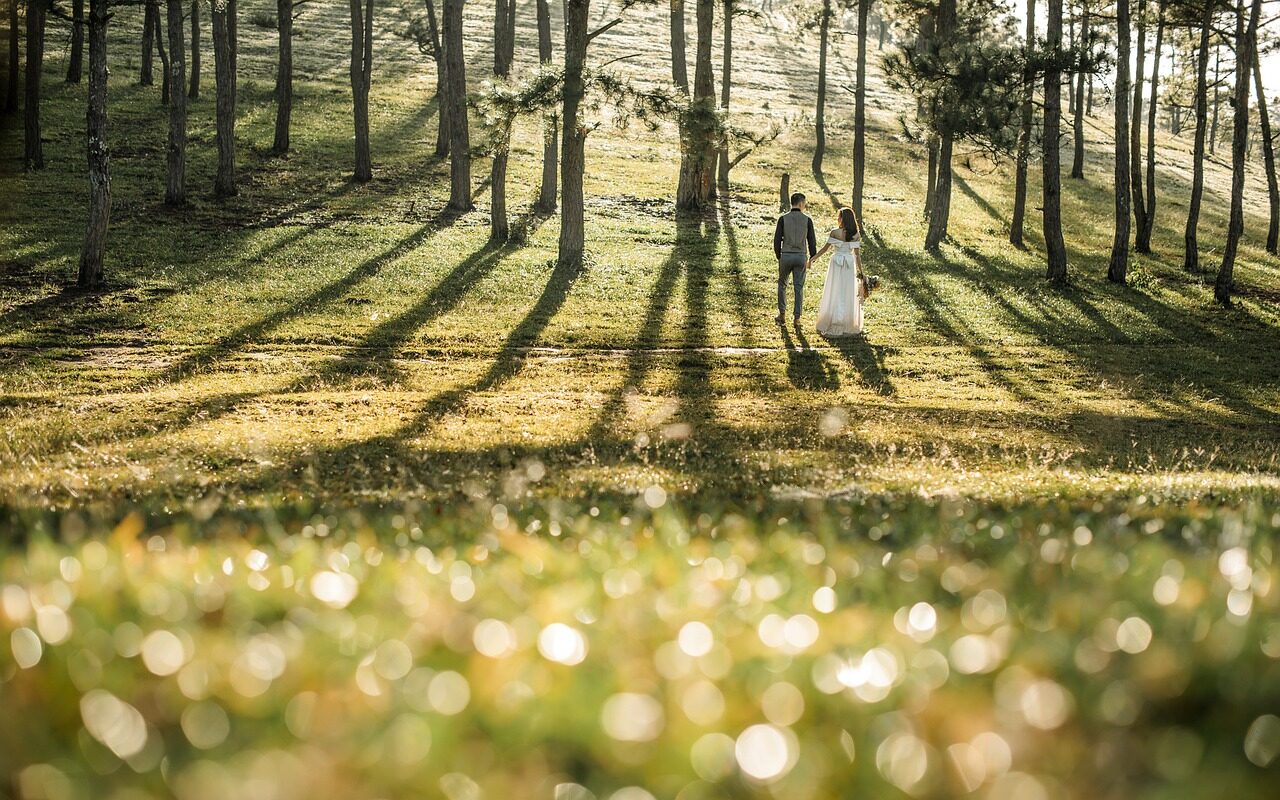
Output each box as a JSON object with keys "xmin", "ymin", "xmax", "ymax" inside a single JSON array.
[
  {"xmin": 829, "ymin": 334, "xmax": 895, "ymax": 396},
  {"xmin": 780, "ymin": 323, "xmax": 840, "ymax": 391}
]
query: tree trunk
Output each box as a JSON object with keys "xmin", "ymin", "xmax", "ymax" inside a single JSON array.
[
  {"xmin": 1215, "ymin": 0, "xmax": 1260, "ymax": 304},
  {"xmin": 1010, "ymin": 0, "xmax": 1035, "ymax": 246},
  {"xmin": 141, "ymin": 0, "xmax": 156, "ymax": 85},
  {"xmin": 1137, "ymin": 0, "xmax": 1163, "ymax": 253},
  {"xmin": 212, "ymin": 0, "xmax": 236, "ymax": 196},
  {"xmin": 154, "ymin": 0, "xmax": 170, "ymax": 105},
  {"xmin": 715, "ymin": 0, "xmax": 731, "ymax": 187},
  {"xmin": 1045, "ymin": 0, "xmax": 1068, "ymax": 282},
  {"xmin": 1128, "ymin": 3, "xmax": 1146, "ymax": 250},
  {"xmin": 1182, "ymin": 1, "xmax": 1212, "ymax": 272},
  {"xmin": 189, "ymin": 0, "xmax": 200, "ymax": 99},
  {"xmin": 852, "ymin": 0, "xmax": 868, "ymax": 217},
  {"xmin": 79, "ymin": 0, "xmax": 110, "ymax": 287},
  {"xmin": 67, "ymin": 0, "xmax": 84, "ymax": 83},
  {"xmin": 425, "ymin": 0, "xmax": 449, "ymax": 157},
  {"xmin": 1253, "ymin": 46, "xmax": 1278, "ymax": 255},
  {"xmin": 490, "ymin": 0, "xmax": 514, "ymax": 242},
  {"xmin": 1107, "ymin": 0, "xmax": 1130, "ymax": 283},
  {"xmin": 1067, "ymin": 12, "xmax": 1075, "ymax": 111},
  {"xmin": 924, "ymin": 0, "xmax": 956, "ymax": 251},
  {"xmin": 1208, "ymin": 44, "xmax": 1219, "ymax": 155},
  {"xmin": 812, "ymin": 0, "xmax": 830, "ymax": 174},
  {"xmin": 5, "ymin": 0, "xmax": 18, "ymax": 112},
  {"xmin": 1070, "ymin": 0, "xmax": 1087, "ymax": 179},
  {"xmin": 924, "ymin": 135, "xmax": 937, "ymax": 219},
  {"xmin": 675, "ymin": 0, "xmax": 715, "ymax": 211},
  {"xmin": 534, "ymin": 0, "xmax": 556, "ymax": 210},
  {"xmin": 780, "ymin": 172, "xmax": 789, "ymax": 212},
  {"xmin": 443, "ymin": 0, "xmax": 471, "ymax": 209},
  {"xmin": 350, "ymin": 0, "xmax": 373, "ymax": 182},
  {"xmin": 23, "ymin": 0, "xmax": 43, "ymax": 170},
  {"xmin": 166, "ymin": 0, "xmax": 186, "ymax": 204},
  {"xmin": 558, "ymin": 0, "xmax": 589, "ymax": 267},
  {"xmin": 670, "ymin": 0, "xmax": 688, "ymax": 92},
  {"xmin": 878, "ymin": 14, "xmax": 885, "ymax": 49},
  {"xmin": 273, "ymin": 0, "xmax": 292, "ymax": 153}
]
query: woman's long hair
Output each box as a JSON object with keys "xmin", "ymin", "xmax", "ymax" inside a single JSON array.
[{"xmin": 838, "ymin": 207, "xmax": 862, "ymax": 241}]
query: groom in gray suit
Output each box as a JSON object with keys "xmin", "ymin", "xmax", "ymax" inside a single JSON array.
[{"xmin": 773, "ymin": 192, "xmax": 818, "ymax": 325}]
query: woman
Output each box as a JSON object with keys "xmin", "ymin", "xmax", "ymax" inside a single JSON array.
[{"xmin": 812, "ymin": 207, "xmax": 864, "ymax": 337}]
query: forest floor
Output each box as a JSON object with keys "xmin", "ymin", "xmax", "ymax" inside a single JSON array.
[
  {"xmin": 3, "ymin": 3, "xmax": 1280, "ymax": 799},
  {"xmin": 2, "ymin": 1, "xmax": 1279, "ymax": 510}
]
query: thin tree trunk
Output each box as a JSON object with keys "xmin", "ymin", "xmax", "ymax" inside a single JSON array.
[
  {"xmin": 425, "ymin": 0, "xmax": 449, "ymax": 157},
  {"xmin": 1045, "ymin": 0, "xmax": 1068, "ymax": 282},
  {"xmin": 852, "ymin": 0, "xmax": 868, "ymax": 217},
  {"xmin": 695, "ymin": 0, "xmax": 714, "ymax": 198},
  {"xmin": 1254, "ymin": 46, "xmax": 1278, "ymax": 255},
  {"xmin": 1107, "ymin": 0, "xmax": 1130, "ymax": 283},
  {"xmin": 670, "ymin": 0, "xmax": 688, "ymax": 92},
  {"xmin": 924, "ymin": 135, "xmax": 937, "ymax": 219},
  {"xmin": 67, "ymin": 0, "xmax": 84, "ymax": 83},
  {"xmin": 1070, "ymin": 0, "xmax": 1087, "ymax": 178},
  {"xmin": 166, "ymin": 0, "xmax": 186, "ymax": 204},
  {"xmin": 559, "ymin": 0, "xmax": 589, "ymax": 267},
  {"xmin": 490, "ymin": 0, "xmax": 514, "ymax": 242},
  {"xmin": 79, "ymin": 0, "xmax": 110, "ymax": 287},
  {"xmin": 1129, "ymin": 3, "xmax": 1146, "ymax": 249},
  {"xmin": 924, "ymin": 0, "xmax": 956, "ymax": 251},
  {"xmin": 675, "ymin": 0, "xmax": 715, "ymax": 210},
  {"xmin": 716, "ymin": 0, "xmax": 731, "ymax": 187},
  {"xmin": 1011, "ymin": 0, "xmax": 1035, "ymax": 246},
  {"xmin": 534, "ymin": 0, "xmax": 556, "ymax": 210},
  {"xmin": 1215, "ymin": 0, "xmax": 1261, "ymax": 304},
  {"xmin": 23, "ymin": 0, "xmax": 43, "ymax": 170},
  {"xmin": 273, "ymin": 0, "xmax": 291, "ymax": 153},
  {"xmin": 189, "ymin": 0, "xmax": 200, "ymax": 99},
  {"xmin": 812, "ymin": 0, "xmax": 830, "ymax": 174},
  {"xmin": 878, "ymin": 14, "xmax": 885, "ymax": 48},
  {"xmin": 5, "ymin": 0, "xmax": 18, "ymax": 112},
  {"xmin": 1182, "ymin": 0, "xmax": 1213, "ymax": 272},
  {"xmin": 1086, "ymin": 73, "xmax": 1093, "ymax": 113},
  {"xmin": 350, "ymin": 0, "xmax": 373, "ymax": 182},
  {"xmin": 443, "ymin": 0, "xmax": 471, "ymax": 209},
  {"xmin": 1137, "ymin": 0, "xmax": 1163, "ymax": 253},
  {"xmin": 1067, "ymin": 11, "xmax": 1075, "ymax": 111},
  {"xmin": 154, "ymin": 0, "xmax": 170, "ymax": 105},
  {"xmin": 141, "ymin": 0, "xmax": 156, "ymax": 85},
  {"xmin": 212, "ymin": 0, "xmax": 236, "ymax": 196},
  {"xmin": 1209, "ymin": 43, "xmax": 1219, "ymax": 155}
]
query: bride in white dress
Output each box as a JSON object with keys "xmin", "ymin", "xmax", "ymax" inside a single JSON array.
[{"xmin": 812, "ymin": 207, "xmax": 864, "ymax": 337}]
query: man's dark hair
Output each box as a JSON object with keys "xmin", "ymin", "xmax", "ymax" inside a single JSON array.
[{"xmin": 790, "ymin": 192, "xmax": 806, "ymax": 207}]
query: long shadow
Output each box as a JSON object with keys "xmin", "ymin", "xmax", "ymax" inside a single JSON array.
[
  {"xmin": 716, "ymin": 195, "xmax": 784, "ymax": 395},
  {"xmin": 781, "ymin": 323, "xmax": 840, "ymax": 391},
  {"xmin": 831, "ymin": 335, "xmax": 895, "ymax": 396},
  {"xmin": 811, "ymin": 166, "xmax": 843, "ymax": 212},
  {"xmin": 954, "ymin": 174, "xmax": 1008, "ymax": 229}
]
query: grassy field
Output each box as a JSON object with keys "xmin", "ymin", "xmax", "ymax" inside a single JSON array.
[{"xmin": 2, "ymin": 1, "xmax": 1280, "ymax": 797}]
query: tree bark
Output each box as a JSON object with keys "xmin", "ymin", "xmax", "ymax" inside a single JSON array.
[
  {"xmin": 212, "ymin": 0, "xmax": 236, "ymax": 196},
  {"xmin": 924, "ymin": 0, "xmax": 956, "ymax": 251},
  {"xmin": 154, "ymin": 0, "xmax": 171, "ymax": 105},
  {"xmin": 1107, "ymin": 0, "xmax": 1130, "ymax": 283},
  {"xmin": 141, "ymin": 0, "xmax": 156, "ymax": 85},
  {"xmin": 1208, "ymin": 43, "xmax": 1219, "ymax": 155},
  {"xmin": 1253, "ymin": 46, "xmax": 1278, "ymax": 255},
  {"xmin": 1070, "ymin": 0, "xmax": 1087, "ymax": 179},
  {"xmin": 5, "ymin": 0, "xmax": 18, "ymax": 112},
  {"xmin": 558, "ymin": 0, "xmax": 589, "ymax": 267},
  {"xmin": 425, "ymin": 0, "xmax": 449, "ymax": 157},
  {"xmin": 1137, "ymin": 0, "xmax": 1163, "ymax": 253},
  {"xmin": 1182, "ymin": 0, "xmax": 1213, "ymax": 272},
  {"xmin": 1010, "ymin": 0, "xmax": 1035, "ymax": 246},
  {"xmin": 350, "ymin": 0, "xmax": 373, "ymax": 182},
  {"xmin": 670, "ymin": 0, "xmax": 688, "ymax": 92},
  {"xmin": 273, "ymin": 0, "xmax": 292, "ymax": 153},
  {"xmin": 812, "ymin": 0, "xmax": 830, "ymax": 174},
  {"xmin": 1215, "ymin": 0, "xmax": 1260, "ymax": 304},
  {"xmin": 443, "ymin": 0, "xmax": 471, "ymax": 209},
  {"xmin": 189, "ymin": 0, "xmax": 200, "ymax": 99},
  {"xmin": 490, "ymin": 0, "xmax": 515, "ymax": 242},
  {"xmin": 534, "ymin": 0, "xmax": 556, "ymax": 210},
  {"xmin": 67, "ymin": 0, "xmax": 84, "ymax": 83},
  {"xmin": 1045, "ymin": 0, "xmax": 1069, "ymax": 282},
  {"xmin": 23, "ymin": 0, "xmax": 43, "ymax": 170},
  {"xmin": 1128, "ymin": 3, "xmax": 1146, "ymax": 250},
  {"xmin": 166, "ymin": 0, "xmax": 186, "ymax": 204},
  {"xmin": 852, "ymin": 0, "xmax": 868, "ymax": 217},
  {"xmin": 79, "ymin": 0, "xmax": 110, "ymax": 287},
  {"xmin": 715, "ymin": 0, "xmax": 731, "ymax": 187},
  {"xmin": 675, "ymin": 0, "xmax": 715, "ymax": 210}
]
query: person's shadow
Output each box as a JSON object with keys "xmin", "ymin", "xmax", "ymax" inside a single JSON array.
[
  {"xmin": 780, "ymin": 323, "xmax": 840, "ymax": 391},
  {"xmin": 830, "ymin": 334, "xmax": 896, "ymax": 396}
]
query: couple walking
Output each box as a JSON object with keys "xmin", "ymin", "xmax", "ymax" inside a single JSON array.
[{"xmin": 773, "ymin": 192, "xmax": 872, "ymax": 338}]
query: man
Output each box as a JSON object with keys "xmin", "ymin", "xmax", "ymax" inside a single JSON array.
[{"xmin": 773, "ymin": 192, "xmax": 818, "ymax": 325}]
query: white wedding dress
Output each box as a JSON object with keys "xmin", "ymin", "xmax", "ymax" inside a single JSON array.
[{"xmin": 816, "ymin": 235, "xmax": 863, "ymax": 337}]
